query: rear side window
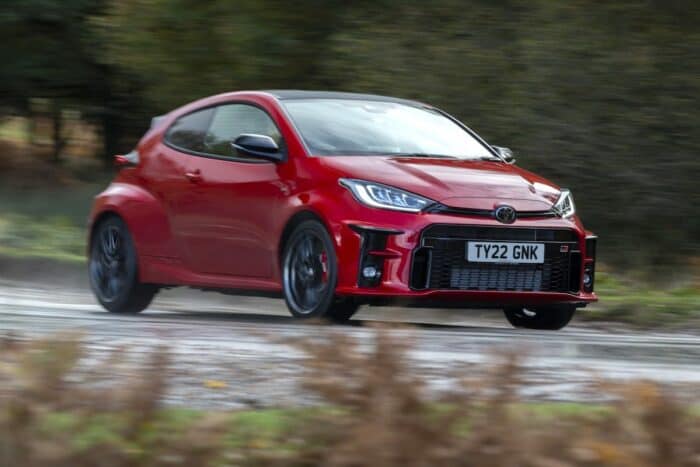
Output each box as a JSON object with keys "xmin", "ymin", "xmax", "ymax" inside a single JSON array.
[
  {"xmin": 203, "ymin": 104, "xmax": 282, "ymax": 159},
  {"xmin": 164, "ymin": 108, "xmax": 215, "ymax": 152}
]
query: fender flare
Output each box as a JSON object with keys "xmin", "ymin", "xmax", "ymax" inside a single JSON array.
[{"xmin": 88, "ymin": 183, "xmax": 177, "ymax": 259}]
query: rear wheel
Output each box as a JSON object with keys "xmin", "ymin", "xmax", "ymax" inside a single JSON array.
[
  {"xmin": 283, "ymin": 220, "xmax": 352, "ymax": 320},
  {"xmin": 89, "ymin": 216, "xmax": 157, "ymax": 313},
  {"xmin": 504, "ymin": 305, "xmax": 575, "ymax": 330}
]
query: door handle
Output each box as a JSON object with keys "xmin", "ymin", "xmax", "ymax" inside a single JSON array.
[{"xmin": 184, "ymin": 170, "xmax": 202, "ymax": 183}]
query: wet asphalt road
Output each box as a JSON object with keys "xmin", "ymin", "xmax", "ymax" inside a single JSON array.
[{"xmin": 1, "ymin": 280, "xmax": 699, "ymax": 408}]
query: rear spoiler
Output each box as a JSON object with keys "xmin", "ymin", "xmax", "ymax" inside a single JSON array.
[{"xmin": 150, "ymin": 115, "xmax": 166, "ymax": 129}]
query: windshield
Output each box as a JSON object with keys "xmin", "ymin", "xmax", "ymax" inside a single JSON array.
[{"xmin": 282, "ymin": 99, "xmax": 497, "ymax": 159}]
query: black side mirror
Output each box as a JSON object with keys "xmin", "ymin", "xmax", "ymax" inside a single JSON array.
[
  {"xmin": 231, "ymin": 134, "xmax": 283, "ymax": 161},
  {"xmin": 492, "ymin": 145, "xmax": 516, "ymax": 164}
]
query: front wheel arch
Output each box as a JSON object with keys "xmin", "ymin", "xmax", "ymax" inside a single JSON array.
[
  {"xmin": 279, "ymin": 213, "xmax": 359, "ymax": 322},
  {"xmin": 278, "ymin": 210, "xmax": 332, "ymax": 266},
  {"xmin": 282, "ymin": 219, "xmax": 338, "ymax": 318}
]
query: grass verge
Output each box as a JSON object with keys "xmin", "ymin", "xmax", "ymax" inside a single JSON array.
[
  {"xmin": 0, "ymin": 182, "xmax": 104, "ymax": 264},
  {"xmin": 0, "ymin": 214, "xmax": 85, "ymax": 263},
  {"xmin": 584, "ymin": 271, "xmax": 700, "ymax": 328}
]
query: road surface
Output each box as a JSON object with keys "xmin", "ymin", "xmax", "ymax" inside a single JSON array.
[{"xmin": 1, "ymin": 280, "xmax": 699, "ymax": 408}]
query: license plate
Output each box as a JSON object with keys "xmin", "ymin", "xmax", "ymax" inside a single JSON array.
[{"xmin": 466, "ymin": 242, "xmax": 545, "ymax": 264}]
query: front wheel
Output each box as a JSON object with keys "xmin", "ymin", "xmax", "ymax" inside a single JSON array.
[
  {"xmin": 283, "ymin": 220, "xmax": 355, "ymax": 321},
  {"xmin": 504, "ymin": 305, "xmax": 575, "ymax": 330},
  {"xmin": 89, "ymin": 216, "xmax": 157, "ymax": 313}
]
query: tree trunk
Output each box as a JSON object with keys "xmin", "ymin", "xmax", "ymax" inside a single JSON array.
[{"xmin": 51, "ymin": 102, "xmax": 65, "ymax": 164}]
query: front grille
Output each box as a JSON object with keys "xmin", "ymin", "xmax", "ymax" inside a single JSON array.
[
  {"xmin": 422, "ymin": 225, "xmax": 578, "ymax": 242},
  {"xmin": 411, "ymin": 226, "xmax": 580, "ymax": 292},
  {"xmin": 425, "ymin": 204, "xmax": 558, "ymax": 219}
]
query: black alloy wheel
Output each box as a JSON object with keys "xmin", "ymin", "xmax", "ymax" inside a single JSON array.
[
  {"xmin": 282, "ymin": 220, "xmax": 358, "ymax": 321},
  {"xmin": 89, "ymin": 216, "xmax": 157, "ymax": 313}
]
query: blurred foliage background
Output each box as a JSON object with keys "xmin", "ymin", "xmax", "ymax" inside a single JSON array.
[{"xmin": 1, "ymin": 0, "xmax": 699, "ymax": 277}]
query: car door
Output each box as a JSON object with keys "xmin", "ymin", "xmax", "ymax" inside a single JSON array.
[
  {"xmin": 169, "ymin": 102, "xmax": 286, "ymax": 278},
  {"xmin": 142, "ymin": 106, "xmax": 215, "ymax": 259}
]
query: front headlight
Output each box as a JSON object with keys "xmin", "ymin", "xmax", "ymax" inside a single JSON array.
[
  {"xmin": 339, "ymin": 179, "xmax": 433, "ymax": 213},
  {"xmin": 553, "ymin": 189, "xmax": 575, "ymax": 218}
]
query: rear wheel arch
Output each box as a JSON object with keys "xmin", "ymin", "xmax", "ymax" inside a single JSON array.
[
  {"xmin": 88, "ymin": 210, "xmax": 122, "ymax": 251},
  {"xmin": 89, "ymin": 210, "xmax": 145, "ymax": 274},
  {"xmin": 91, "ymin": 184, "xmax": 176, "ymax": 259},
  {"xmin": 89, "ymin": 215, "xmax": 157, "ymax": 313}
]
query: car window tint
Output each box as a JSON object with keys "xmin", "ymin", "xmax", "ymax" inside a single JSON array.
[
  {"xmin": 203, "ymin": 104, "xmax": 282, "ymax": 159},
  {"xmin": 164, "ymin": 107, "xmax": 215, "ymax": 152}
]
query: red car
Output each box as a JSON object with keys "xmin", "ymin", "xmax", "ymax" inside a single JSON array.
[{"xmin": 88, "ymin": 90, "xmax": 597, "ymax": 330}]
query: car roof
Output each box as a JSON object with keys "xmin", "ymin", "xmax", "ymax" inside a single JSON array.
[{"xmin": 262, "ymin": 90, "xmax": 426, "ymax": 107}]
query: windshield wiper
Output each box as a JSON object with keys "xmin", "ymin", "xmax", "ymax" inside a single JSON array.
[
  {"xmin": 392, "ymin": 153, "xmax": 504, "ymax": 161},
  {"xmin": 387, "ymin": 153, "xmax": 459, "ymax": 159},
  {"xmin": 371, "ymin": 152, "xmax": 503, "ymax": 161},
  {"xmin": 476, "ymin": 156, "xmax": 503, "ymax": 161}
]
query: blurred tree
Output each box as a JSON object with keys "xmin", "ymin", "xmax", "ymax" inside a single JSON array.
[
  {"xmin": 98, "ymin": 0, "xmax": 360, "ymax": 112},
  {"xmin": 0, "ymin": 0, "xmax": 106, "ymax": 161},
  {"xmin": 314, "ymin": 0, "xmax": 700, "ymax": 271},
  {"xmin": 1, "ymin": 0, "xmax": 700, "ymax": 271}
]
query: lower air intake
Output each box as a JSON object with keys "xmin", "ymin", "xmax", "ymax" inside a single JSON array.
[
  {"xmin": 449, "ymin": 265, "xmax": 543, "ymax": 291},
  {"xmin": 412, "ymin": 226, "xmax": 579, "ymax": 293}
]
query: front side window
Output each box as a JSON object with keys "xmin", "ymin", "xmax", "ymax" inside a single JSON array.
[
  {"xmin": 164, "ymin": 107, "xmax": 215, "ymax": 152},
  {"xmin": 282, "ymin": 99, "xmax": 496, "ymax": 160},
  {"xmin": 203, "ymin": 104, "xmax": 282, "ymax": 159}
]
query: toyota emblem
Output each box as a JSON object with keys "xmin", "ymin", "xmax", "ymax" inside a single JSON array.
[{"xmin": 495, "ymin": 205, "xmax": 517, "ymax": 224}]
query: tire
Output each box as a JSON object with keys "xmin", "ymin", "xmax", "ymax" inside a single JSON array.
[
  {"xmin": 503, "ymin": 305, "xmax": 575, "ymax": 330},
  {"xmin": 282, "ymin": 220, "xmax": 341, "ymax": 319},
  {"xmin": 326, "ymin": 298, "xmax": 360, "ymax": 323},
  {"xmin": 89, "ymin": 216, "xmax": 157, "ymax": 313}
]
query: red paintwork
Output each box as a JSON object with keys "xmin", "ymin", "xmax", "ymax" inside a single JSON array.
[{"xmin": 88, "ymin": 91, "xmax": 597, "ymax": 306}]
